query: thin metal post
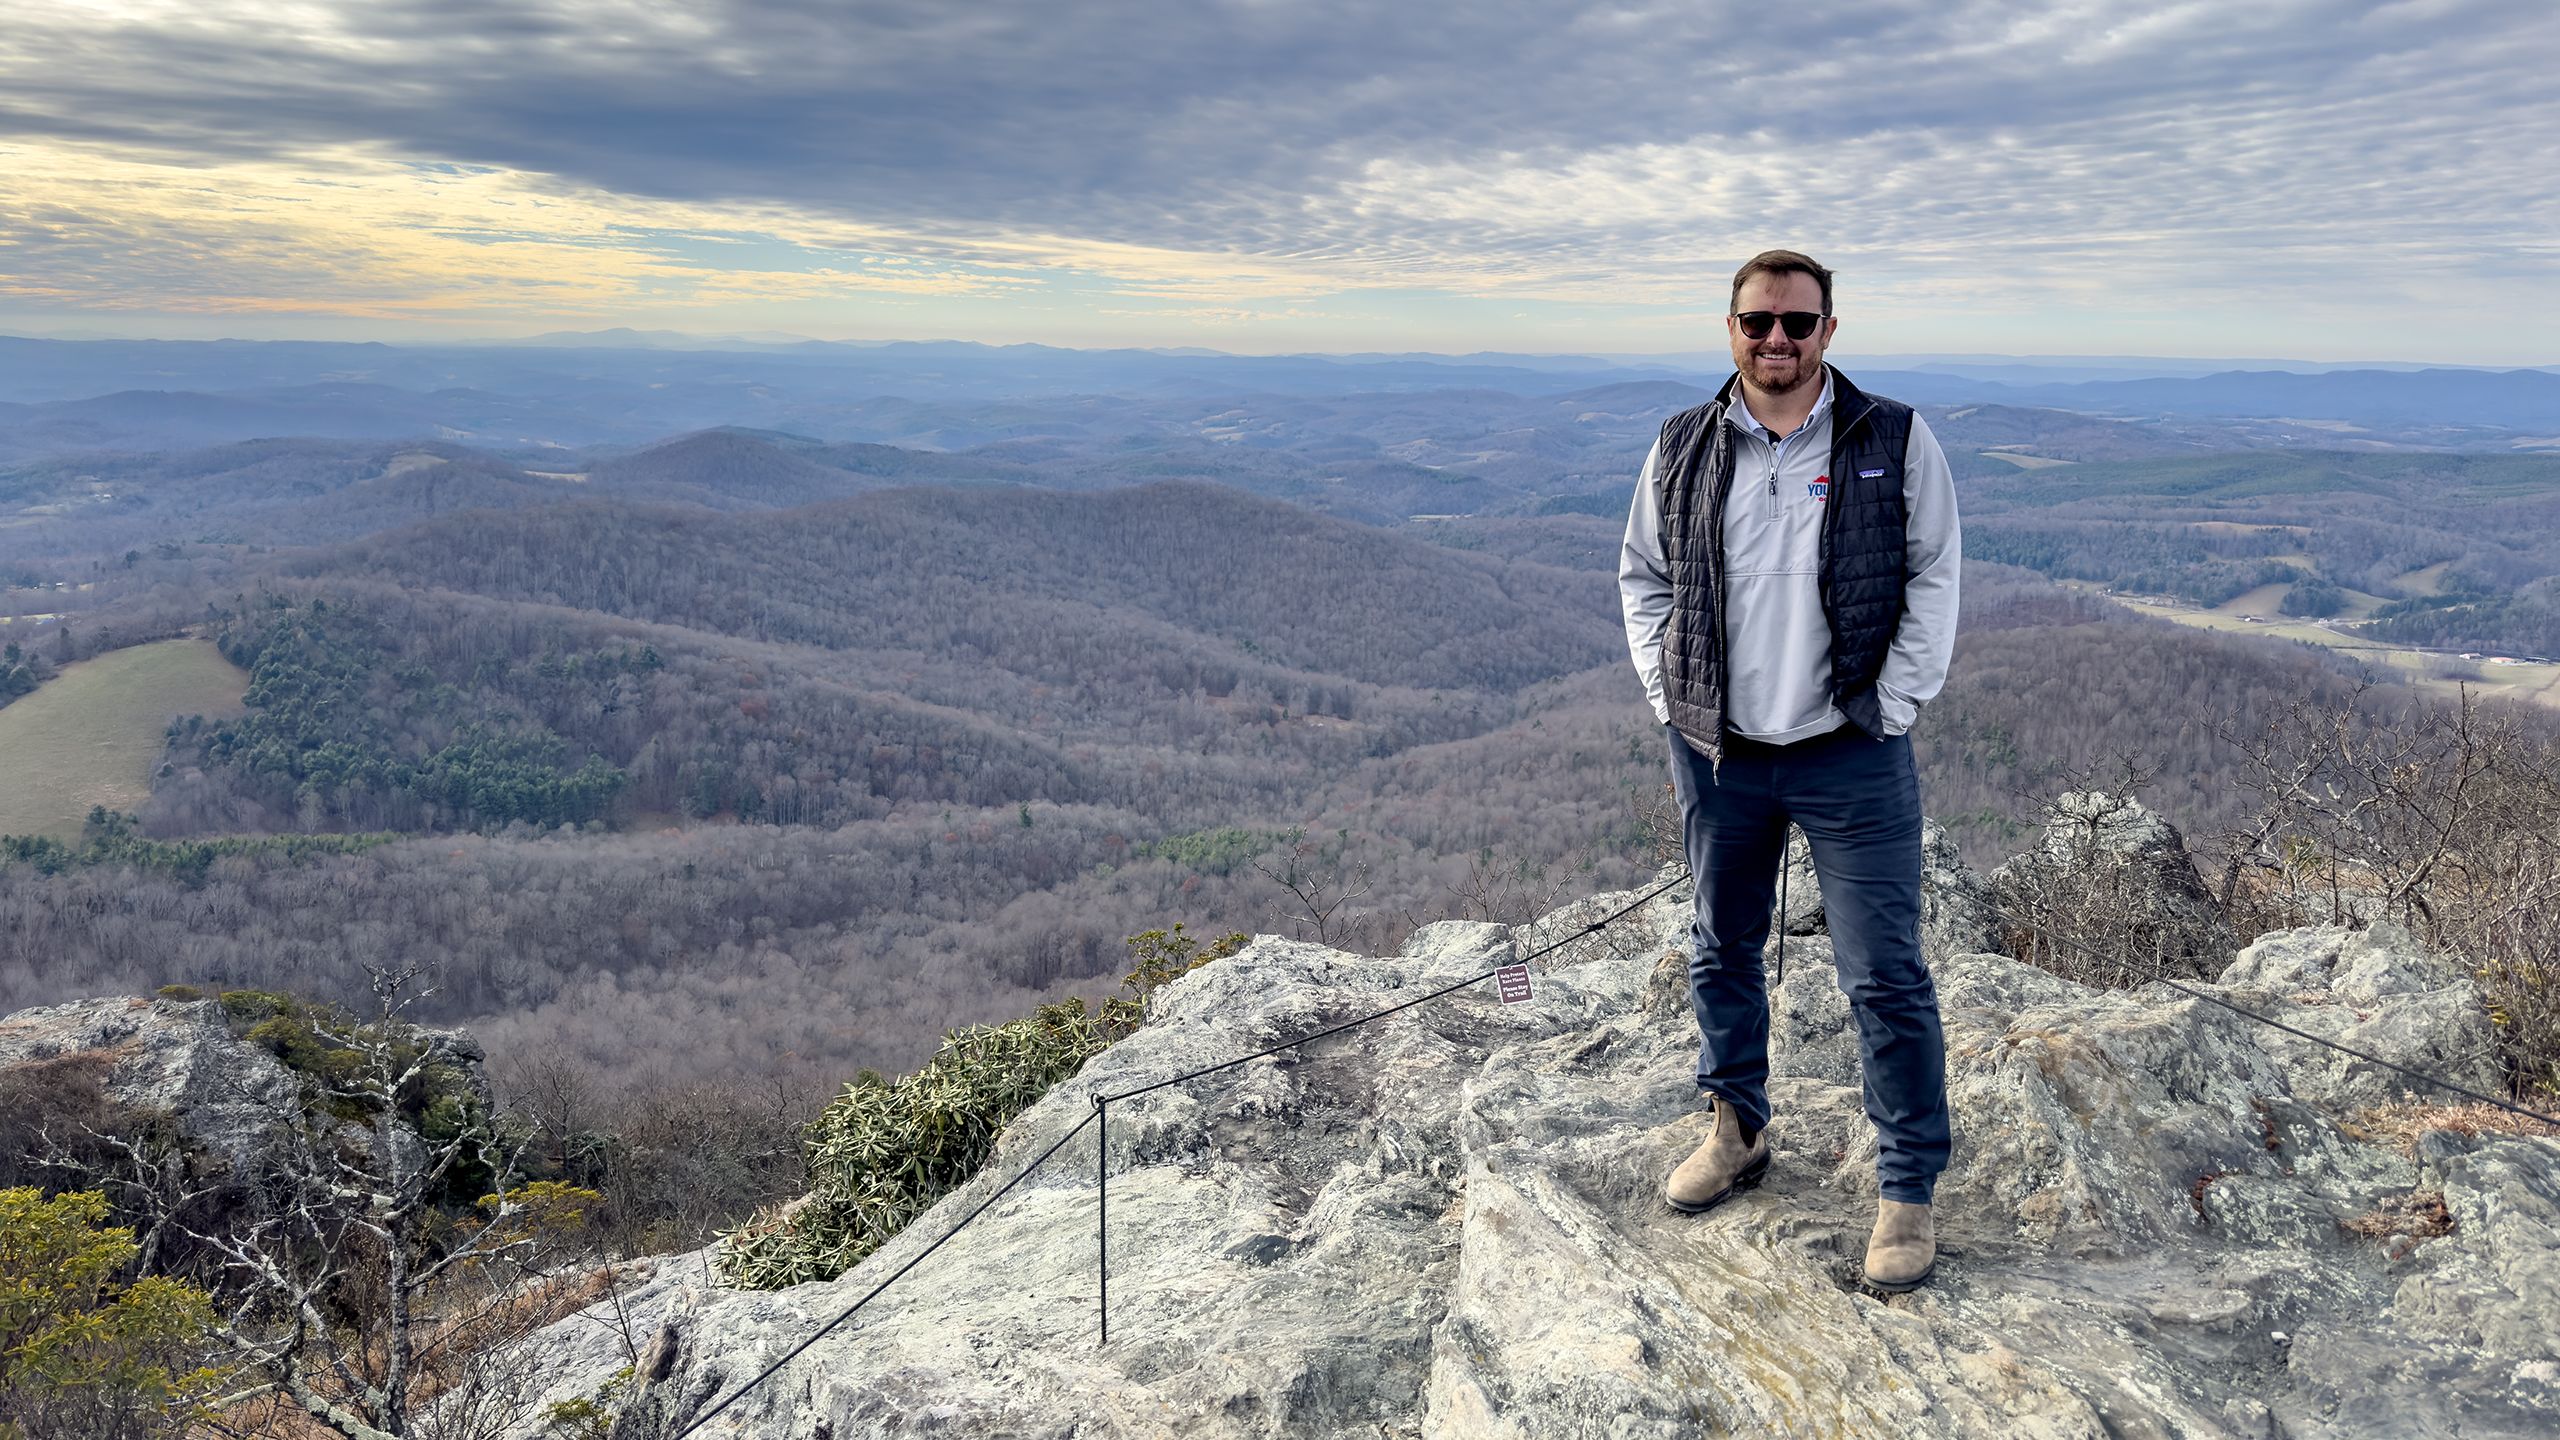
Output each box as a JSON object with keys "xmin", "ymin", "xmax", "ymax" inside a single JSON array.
[
  {"xmin": 1774, "ymin": 830, "xmax": 1791, "ymax": 990},
  {"xmin": 1095, "ymin": 1093, "xmax": 1109, "ymax": 1344}
]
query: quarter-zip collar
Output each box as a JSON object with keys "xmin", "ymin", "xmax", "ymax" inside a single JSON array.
[{"xmin": 1724, "ymin": 369, "xmax": 1835, "ymax": 446}]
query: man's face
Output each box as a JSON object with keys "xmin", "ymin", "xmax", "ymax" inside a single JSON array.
[{"xmin": 1727, "ymin": 271, "xmax": 1835, "ymax": 397}]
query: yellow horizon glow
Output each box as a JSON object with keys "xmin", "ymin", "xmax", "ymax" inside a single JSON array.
[{"xmin": 0, "ymin": 136, "xmax": 1721, "ymax": 331}]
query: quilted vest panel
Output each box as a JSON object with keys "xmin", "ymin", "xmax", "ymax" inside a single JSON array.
[{"xmin": 1653, "ymin": 369, "xmax": 1912, "ymax": 755}]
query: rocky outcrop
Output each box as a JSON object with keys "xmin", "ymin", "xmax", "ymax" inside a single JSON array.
[
  {"xmin": 0, "ymin": 994, "xmax": 302, "ymax": 1173},
  {"xmin": 513, "ymin": 877, "xmax": 2556, "ymax": 1439},
  {"xmin": 2216, "ymin": 923, "xmax": 2504, "ymax": 1114},
  {"xmin": 1986, "ymin": 792, "xmax": 2238, "ymax": 981},
  {"xmin": 0, "ymin": 993, "xmax": 492, "ymax": 1176}
]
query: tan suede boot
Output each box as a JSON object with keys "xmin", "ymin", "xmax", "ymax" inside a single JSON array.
[
  {"xmin": 1664, "ymin": 1096, "xmax": 1769, "ymax": 1213},
  {"xmin": 1863, "ymin": 1199, "xmax": 1935, "ymax": 1291}
]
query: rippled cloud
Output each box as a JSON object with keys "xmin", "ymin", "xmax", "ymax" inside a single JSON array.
[{"xmin": 1, "ymin": 0, "xmax": 2553, "ymax": 355}]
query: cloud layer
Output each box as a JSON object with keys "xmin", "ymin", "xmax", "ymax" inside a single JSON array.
[{"xmin": 2, "ymin": 0, "xmax": 2555, "ymax": 354}]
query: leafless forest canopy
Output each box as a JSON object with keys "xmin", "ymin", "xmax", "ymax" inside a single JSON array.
[{"xmin": 6, "ymin": 356, "xmax": 2558, "ymax": 1100}]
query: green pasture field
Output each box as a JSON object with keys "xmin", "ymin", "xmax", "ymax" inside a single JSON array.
[
  {"xmin": 2092, "ymin": 589, "xmax": 2560, "ymax": 712},
  {"xmin": 2390, "ymin": 560, "xmax": 2455, "ymax": 597},
  {"xmin": 0, "ymin": 636, "xmax": 249, "ymax": 842},
  {"xmin": 1977, "ymin": 450, "xmax": 2074, "ymax": 470},
  {"xmin": 2208, "ymin": 577, "xmax": 2389, "ymax": 622}
]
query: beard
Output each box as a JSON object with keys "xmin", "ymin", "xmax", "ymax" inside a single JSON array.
[{"xmin": 1744, "ymin": 348, "xmax": 1819, "ymax": 394}]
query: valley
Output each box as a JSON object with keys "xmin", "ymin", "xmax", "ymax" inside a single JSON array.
[
  {"xmin": 2, "ymin": 337, "xmax": 2556, "ymax": 1096},
  {"xmin": 2088, "ymin": 583, "xmax": 2560, "ymax": 711}
]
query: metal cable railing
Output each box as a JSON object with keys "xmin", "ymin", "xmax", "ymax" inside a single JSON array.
[
  {"xmin": 669, "ymin": 869, "xmax": 1686, "ymax": 1435},
  {"xmin": 1934, "ymin": 872, "xmax": 2560, "ymax": 1129},
  {"xmin": 668, "ymin": 856, "xmax": 2556, "ymax": 1435}
]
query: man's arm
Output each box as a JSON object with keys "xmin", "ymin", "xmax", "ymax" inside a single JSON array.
[
  {"xmin": 1875, "ymin": 413, "xmax": 1960, "ymax": 735},
  {"xmin": 1619, "ymin": 438, "xmax": 1673, "ymax": 725}
]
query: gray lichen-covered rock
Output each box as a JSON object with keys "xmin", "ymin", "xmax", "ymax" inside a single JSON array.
[
  {"xmin": 2215, "ymin": 923, "xmax": 2504, "ymax": 1114},
  {"xmin": 515, "ymin": 886, "xmax": 2556, "ymax": 1439},
  {"xmin": 0, "ymin": 994, "xmax": 301, "ymax": 1172},
  {"xmin": 1917, "ymin": 821, "xmax": 2005, "ymax": 963},
  {"xmin": 0, "ymin": 992, "xmax": 494, "ymax": 1177},
  {"xmin": 1986, "ymin": 792, "xmax": 2237, "ymax": 981}
]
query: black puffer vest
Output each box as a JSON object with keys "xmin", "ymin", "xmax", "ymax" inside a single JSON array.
[{"xmin": 1654, "ymin": 367, "xmax": 1914, "ymax": 758}]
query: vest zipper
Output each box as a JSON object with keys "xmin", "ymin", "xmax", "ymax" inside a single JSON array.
[{"xmin": 1705, "ymin": 402, "xmax": 1735, "ymax": 761}]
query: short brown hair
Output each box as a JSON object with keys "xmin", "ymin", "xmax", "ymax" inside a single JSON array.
[{"xmin": 1730, "ymin": 249, "xmax": 1834, "ymax": 314}]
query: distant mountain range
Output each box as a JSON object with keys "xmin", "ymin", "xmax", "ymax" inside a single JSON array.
[
  {"xmin": 0, "ymin": 335, "xmax": 1673, "ymax": 410},
  {"xmin": 2, "ymin": 336, "xmax": 2554, "ymax": 452},
  {"xmin": 1857, "ymin": 365, "xmax": 2560, "ymax": 435},
  {"xmin": 0, "ymin": 390, "xmax": 2214, "ymax": 555}
]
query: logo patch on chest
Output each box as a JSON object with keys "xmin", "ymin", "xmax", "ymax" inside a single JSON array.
[
  {"xmin": 1857, "ymin": 468, "xmax": 1886, "ymax": 480},
  {"xmin": 1807, "ymin": 476, "xmax": 1830, "ymax": 503}
]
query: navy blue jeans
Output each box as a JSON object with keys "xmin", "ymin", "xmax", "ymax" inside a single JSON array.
[{"xmin": 1664, "ymin": 722, "xmax": 1949, "ymax": 1204}]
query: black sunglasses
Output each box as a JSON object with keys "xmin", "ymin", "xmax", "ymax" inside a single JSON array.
[{"xmin": 1732, "ymin": 310, "xmax": 1829, "ymax": 341}]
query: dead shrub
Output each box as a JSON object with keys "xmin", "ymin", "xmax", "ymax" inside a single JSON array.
[
  {"xmin": 2344, "ymin": 1100, "xmax": 2560, "ymax": 1160},
  {"xmin": 0, "ymin": 1049, "xmax": 132, "ymax": 1189},
  {"xmin": 2340, "ymin": 1190, "xmax": 2456, "ymax": 1257},
  {"xmin": 2213, "ymin": 684, "xmax": 2560, "ymax": 1100}
]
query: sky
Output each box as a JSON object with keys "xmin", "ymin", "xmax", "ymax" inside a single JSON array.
[{"xmin": 2, "ymin": 0, "xmax": 2555, "ymax": 362}]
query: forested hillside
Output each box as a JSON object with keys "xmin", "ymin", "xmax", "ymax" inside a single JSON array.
[
  {"xmin": 1966, "ymin": 451, "xmax": 2560, "ymax": 591},
  {"xmin": 7, "ymin": 350, "xmax": 2548, "ymax": 1097},
  {"xmin": 300, "ymin": 480, "xmax": 1617, "ymax": 691},
  {"xmin": 1, "ymin": 550, "xmax": 2418, "ymax": 1093}
]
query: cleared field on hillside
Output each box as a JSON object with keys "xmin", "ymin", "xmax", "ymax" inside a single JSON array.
[
  {"xmin": 2209, "ymin": 575, "xmax": 2388, "ymax": 622},
  {"xmin": 2190, "ymin": 522, "xmax": 2309, "ymax": 538},
  {"xmin": 2393, "ymin": 560, "xmax": 2455, "ymax": 596},
  {"xmin": 2213, "ymin": 582, "xmax": 2296, "ymax": 618},
  {"xmin": 0, "ymin": 636, "xmax": 249, "ymax": 842},
  {"xmin": 2093, "ymin": 589, "xmax": 2560, "ymax": 712}
]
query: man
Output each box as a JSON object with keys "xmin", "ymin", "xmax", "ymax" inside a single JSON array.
[{"xmin": 1617, "ymin": 249, "xmax": 1960, "ymax": 1292}]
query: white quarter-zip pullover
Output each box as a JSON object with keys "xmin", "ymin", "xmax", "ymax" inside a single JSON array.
[{"xmin": 1618, "ymin": 370, "xmax": 1961, "ymax": 742}]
